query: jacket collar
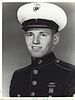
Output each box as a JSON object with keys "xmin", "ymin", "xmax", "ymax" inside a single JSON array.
[{"xmin": 31, "ymin": 52, "xmax": 56, "ymax": 67}]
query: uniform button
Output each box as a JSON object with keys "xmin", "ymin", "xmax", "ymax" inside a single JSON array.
[
  {"xmin": 33, "ymin": 69, "xmax": 38, "ymax": 74},
  {"xmin": 73, "ymin": 93, "xmax": 75, "ymax": 97},
  {"xmin": 56, "ymin": 59, "xmax": 60, "ymax": 63},
  {"xmin": 32, "ymin": 80, "xmax": 37, "ymax": 85},
  {"xmin": 38, "ymin": 60, "xmax": 42, "ymax": 64},
  {"xmin": 31, "ymin": 92, "xmax": 35, "ymax": 96},
  {"xmin": 17, "ymin": 94, "xmax": 20, "ymax": 97},
  {"xmin": 49, "ymin": 95, "xmax": 52, "ymax": 97}
]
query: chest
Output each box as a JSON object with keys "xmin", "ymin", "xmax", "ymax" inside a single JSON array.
[{"xmin": 17, "ymin": 64, "xmax": 68, "ymax": 97}]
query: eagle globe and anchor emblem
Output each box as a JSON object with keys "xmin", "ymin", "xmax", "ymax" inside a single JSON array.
[{"xmin": 33, "ymin": 3, "xmax": 40, "ymax": 11}]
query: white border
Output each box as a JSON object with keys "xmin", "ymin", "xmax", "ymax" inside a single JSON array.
[
  {"xmin": 0, "ymin": 0, "xmax": 2, "ymax": 97},
  {"xmin": 1, "ymin": 0, "xmax": 75, "ymax": 99},
  {"xmin": 2, "ymin": 0, "xmax": 75, "ymax": 3},
  {"xmin": 0, "ymin": 97, "xmax": 75, "ymax": 100}
]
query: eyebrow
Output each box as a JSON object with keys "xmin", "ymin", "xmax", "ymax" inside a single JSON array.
[{"xmin": 25, "ymin": 31, "xmax": 33, "ymax": 34}]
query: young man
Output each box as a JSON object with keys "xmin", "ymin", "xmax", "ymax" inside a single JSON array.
[{"xmin": 9, "ymin": 3, "xmax": 75, "ymax": 97}]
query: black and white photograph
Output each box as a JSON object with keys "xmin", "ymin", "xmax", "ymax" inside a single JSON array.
[{"xmin": 2, "ymin": 2, "xmax": 75, "ymax": 97}]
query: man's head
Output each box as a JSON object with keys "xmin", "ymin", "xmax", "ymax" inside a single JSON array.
[
  {"xmin": 24, "ymin": 27, "xmax": 60, "ymax": 58},
  {"xmin": 17, "ymin": 3, "xmax": 67, "ymax": 58}
]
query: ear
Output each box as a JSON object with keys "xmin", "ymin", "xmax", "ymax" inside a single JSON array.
[
  {"xmin": 53, "ymin": 32, "xmax": 60, "ymax": 46},
  {"xmin": 24, "ymin": 32, "xmax": 26, "ymax": 38}
]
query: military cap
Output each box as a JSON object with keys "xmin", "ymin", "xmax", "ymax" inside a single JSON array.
[{"xmin": 17, "ymin": 3, "xmax": 67, "ymax": 31}]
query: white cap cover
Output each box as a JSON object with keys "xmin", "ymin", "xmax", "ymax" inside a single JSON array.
[{"xmin": 17, "ymin": 3, "xmax": 67, "ymax": 31}]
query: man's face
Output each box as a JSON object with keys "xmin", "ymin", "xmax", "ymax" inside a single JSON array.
[{"xmin": 24, "ymin": 28, "xmax": 55, "ymax": 58}]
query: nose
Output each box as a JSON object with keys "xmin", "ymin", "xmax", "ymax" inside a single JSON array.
[{"xmin": 33, "ymin": 35, "xmax": 40, "ymax": 44}]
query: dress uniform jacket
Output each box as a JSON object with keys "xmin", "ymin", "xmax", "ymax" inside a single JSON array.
[{"xmin": 9, "ymin": 52, "xmax": 75, "ymax": 97}]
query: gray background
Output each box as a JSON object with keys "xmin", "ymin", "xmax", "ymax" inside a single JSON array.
[{"xmin": 2, "ymin": 2, "xmax": 75, "ymax": 97}]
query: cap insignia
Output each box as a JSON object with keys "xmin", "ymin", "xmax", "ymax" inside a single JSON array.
[{"xmin": 33, "ymin": 3, "xmax": 40, "ymax": 11}]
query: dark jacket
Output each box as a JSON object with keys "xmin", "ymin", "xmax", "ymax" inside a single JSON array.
[{"xmin": 9, "ymin": 52, "xmax": 75, "ymax": 97}]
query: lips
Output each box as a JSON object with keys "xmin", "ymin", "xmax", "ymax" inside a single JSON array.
[{"xmin": 32, "ymin": 46, "xmax": 42, "ymax": 52}]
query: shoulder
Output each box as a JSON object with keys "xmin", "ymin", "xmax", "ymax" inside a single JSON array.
[
  {"xmin": 54, "ymin": 58, "xmax": 75, "ymax": 72},
  {"xmin": 12, "ymin": 64, "xmax": 31, "ymax": 77}
]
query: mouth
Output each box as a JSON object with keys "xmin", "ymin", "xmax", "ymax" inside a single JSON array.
[{"xmin": 32, "ymin": 46, "xmax": 42, "ymax": 52}]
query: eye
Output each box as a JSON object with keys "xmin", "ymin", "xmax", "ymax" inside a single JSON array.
[
  {"xmin": 40, "ymin": 32, "xmax": 48, "ymax": 37},
  {"xmin": 26, "ymin": 32, "xmax": 33, "ymax": 37}
]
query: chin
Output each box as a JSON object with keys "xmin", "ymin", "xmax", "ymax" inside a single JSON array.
[
  {"xmin": 30, "ymin": 52, "xmax": 46, "ymax": 58},
  {"xmin": 32, "ymin": 54, "xmax": 42, "ymax": 58}
]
